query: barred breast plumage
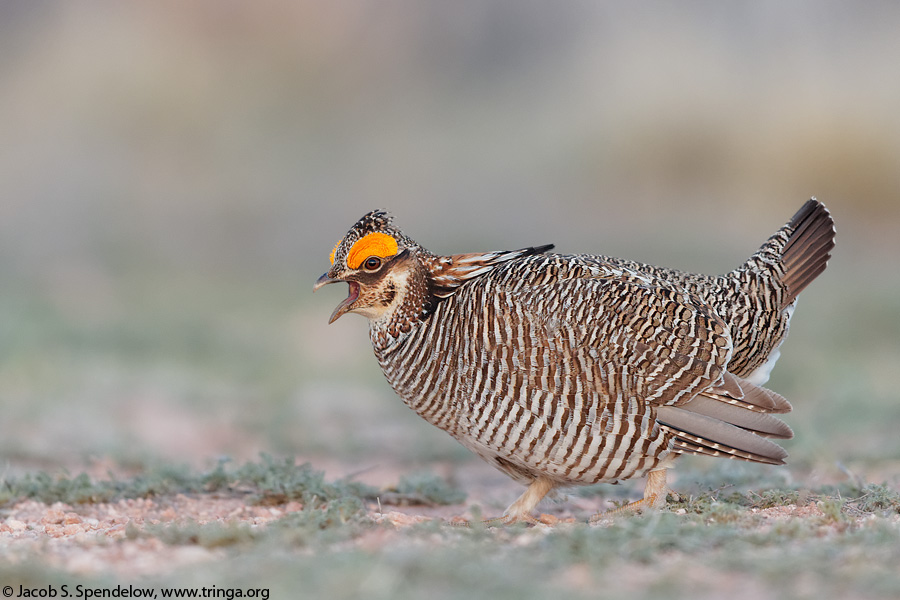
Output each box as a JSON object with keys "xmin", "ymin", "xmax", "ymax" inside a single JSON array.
[{"xmin": 314, "ymin": 200, "xmax": 834, "ymax": 523}]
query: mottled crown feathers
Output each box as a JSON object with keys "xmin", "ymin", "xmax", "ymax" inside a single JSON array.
[
  {"xmin": 329, "ymin": 210, "xmax": 417, "ymax": 269},
  {"xmin": 352, "ymin": 209, "xmax": 394, "ymax": 235}
]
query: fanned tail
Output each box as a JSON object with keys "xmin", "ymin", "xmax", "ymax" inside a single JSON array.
[
  {"xmin": 778, "ymin": 199, "xmax": 836, "ymax": 306},
  {"xmin": 744, "ymin": 198, "xmax": 835, "ymax": 309}
]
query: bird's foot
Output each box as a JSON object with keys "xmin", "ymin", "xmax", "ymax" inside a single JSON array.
[
  {"xmin": 587, "ymin": 494, "xmax": 665, "ymax": 523},
  {"xmin": 484, "ymin": 512, "xmax": 541, "ymax": 526},
  {"xmin": 447, "ymin": 512, "xmax": 540, "ymax": 527},
  {"xmin": 448, "ymin": 476, "xmax": 555, "ymax": 527},
  {"xmin": 588, "ymin": 469, "xmax": 677, "ymax": 523}
]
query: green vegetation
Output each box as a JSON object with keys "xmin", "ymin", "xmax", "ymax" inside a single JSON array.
[
  {"xmin": 380, "ymin": 471, "xmax": 468, "ymax": 506},
  {"xmin": 0, "ymin": 454, "xmax": 378, "ymax": 508}
]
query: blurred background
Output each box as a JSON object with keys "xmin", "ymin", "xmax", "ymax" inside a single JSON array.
[{"xmin": 1, "ymin": 1, "xmax": 898, "ymax": 493}]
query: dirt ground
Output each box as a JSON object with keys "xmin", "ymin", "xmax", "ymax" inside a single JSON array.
[{"xmin": 0, "ymin": 459, "xmax": 881, "ymax": 580}]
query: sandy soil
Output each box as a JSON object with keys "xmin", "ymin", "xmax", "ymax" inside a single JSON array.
[{"xmin": 0, "ymin": 487, "xmax": 844, "ymax": 579}]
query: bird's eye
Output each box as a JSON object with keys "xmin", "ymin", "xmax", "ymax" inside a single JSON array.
[{"xmin": 363, "ymin": 256, "xmax": 382, "ymax": 271}]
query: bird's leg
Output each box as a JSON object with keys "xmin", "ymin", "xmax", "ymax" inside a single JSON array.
[
  {"xmin": 589, "ymin": 468, "xmax": 671, "ymax": 523},
  {"xmin": 641, "ymin": 467, "xmax": 672, "ymax": 508},
  {"xmin": 454, "ymin": 476, "xmax": 555, "ymax": 527},
  {"xmin": 498, "ymin": 476, "xmax": 555, "ymax": 524}
]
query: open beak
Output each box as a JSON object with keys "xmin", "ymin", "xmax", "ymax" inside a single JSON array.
[
  {"xmin": 313, "ymin": 273, "xmax": 360, "ymax": 324},
  {"xmin": 313, "ymin": 272, "xmax": 337, "ymax": 292}
]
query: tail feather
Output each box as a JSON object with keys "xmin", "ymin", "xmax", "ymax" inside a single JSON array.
[
  {"xmin": 778, "ymin": 199, "xmax": 835, "ymax": 306},
  {"xmin": 659, "ymin": 413, "xmax": 788, "ymax": 465},
  {"xmin": 702, "ymin": 372, "xmax": 792, "ymax": 414},
  {"xmin": 656, "ymin": 374, "xmax": 793, "ymax": 466},
  {"xmin": 670, "ymin": 435, "xmax": 786, "ymax": 465}
]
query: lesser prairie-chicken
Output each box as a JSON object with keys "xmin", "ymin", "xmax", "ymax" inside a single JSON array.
[{"xmin": 314, "ymin": 200, "xmax": 834, "ymax": 522}]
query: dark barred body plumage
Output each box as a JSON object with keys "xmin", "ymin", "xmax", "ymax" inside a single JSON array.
[{"xmin": 373, "ymin": 254, "xmax": 732, "ymax": 486}]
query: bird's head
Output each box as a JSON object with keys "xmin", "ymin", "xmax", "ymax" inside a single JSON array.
[
  {"xmin": 315, "ymin": 210, "xmax": 556, "ymax": 330},
  {"xmin": 313, "ymin": 210, "xmax": 428, "ymax": 325}
]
